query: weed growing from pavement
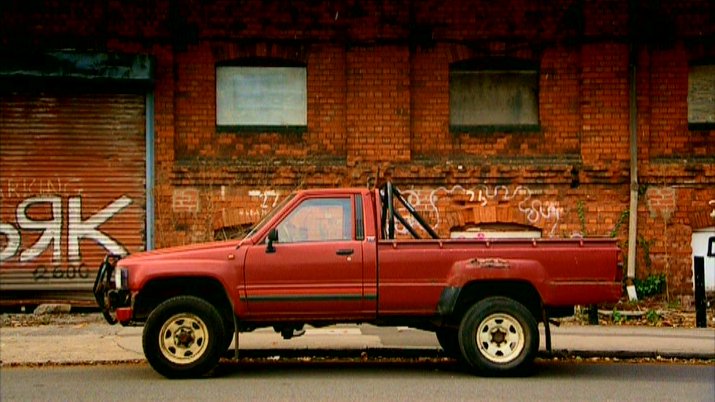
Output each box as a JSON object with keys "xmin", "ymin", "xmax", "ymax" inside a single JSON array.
[
  {"xmin": 635, "ymin": 274, "xmax": 667, "ymax": 298},
  {"xmin": 612, "ymin": 308, "xmax": 625, "ymax": 324},
  {"xmin": 646, "ymin": 309, "xmax": 661, "ymax": 324}
]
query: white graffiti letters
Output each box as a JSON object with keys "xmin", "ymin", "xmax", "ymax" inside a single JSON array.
[
  {"xmin": 0, "ymin": 223, "xmax": 21, "ymax": 261},
  {"xmin": 248, "ymin": 190, "xmax": 281, "ymax": 210},
  {"xmin": 16, "ymin": 196, "xmax": 63, "ymax": 262},
  {"xmin": 0, "ymin": 195, "xmax": 132, "ymax": 263},
  {"xmin": 68, "ymin": 196, "xmax": 132, "ymax": 261}
]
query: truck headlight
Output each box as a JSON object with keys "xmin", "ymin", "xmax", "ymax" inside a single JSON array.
[{"xmin": 114, "ymin": 267, "xmax": 128, "ymax": 289}]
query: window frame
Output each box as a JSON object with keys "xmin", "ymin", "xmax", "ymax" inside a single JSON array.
[
  {"xmin": 275, "ymin": 197, "xmax": 353, "ymax": 244},
  {"xmin": 216, "ymin": 58, "xmax": 308, "ymax": 133},
  {"xmin": 687, "ymin": 61, "xmax": 715, "ymax": 131},
  {"xmin": 355, "ymin": 195, "xmax": 365, "ymax": 241},
  {"xmin": 449, "ymin": 58, "xmax": 541, "ymax": 134}
]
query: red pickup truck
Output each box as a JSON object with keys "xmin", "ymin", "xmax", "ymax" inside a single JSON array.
[{"xmin": 94, "ymin": 183, "xmax": 622, "ymax": 378}]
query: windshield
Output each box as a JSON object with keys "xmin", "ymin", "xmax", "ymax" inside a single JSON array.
[{"xmin": 243, "ymin": 193, "xmax": 296, "ymax": 240}]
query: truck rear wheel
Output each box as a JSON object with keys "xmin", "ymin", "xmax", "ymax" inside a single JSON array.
[
  {"xmin": 458, "ymin": 296, "xmax": 538, "ymax": 376},
  {"xmin": 143, "ymin": 296, "xmax": 226, "ymax": 378}
]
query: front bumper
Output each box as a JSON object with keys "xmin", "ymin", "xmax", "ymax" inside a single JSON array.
[
  {"xmin": 115, "ymin": 307, "xmax": 134, "ymax": 322},
  {"xmin": 92, "ymin": 254, "xmax": 131, "ymax": 325}
]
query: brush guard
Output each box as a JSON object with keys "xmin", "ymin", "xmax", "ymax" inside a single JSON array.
[{"xmin": 92, "ymin": 254, "xmax": 123, "ymax": 324}]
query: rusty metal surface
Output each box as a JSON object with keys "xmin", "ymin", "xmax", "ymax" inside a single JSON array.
[{"xmin": 0, "ymin": 92, "xmax": 146, "ymax": 303}]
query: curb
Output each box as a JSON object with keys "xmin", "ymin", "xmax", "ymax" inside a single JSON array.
[
  {"xmin": 225, "ymin": 347, "xmax": 715, "ymax": 361},
  {"xmin": 545, "ymin": 350, "xmax": 715, "ymax": 361},
  {"xmin": 2, "ymin": 348, "xmax": 712, "ymax": 369}
]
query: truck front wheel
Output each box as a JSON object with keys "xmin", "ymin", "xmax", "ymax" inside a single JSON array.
[
  {"xmin": 458, "ymin": 296, "xmax": 538, "ymax": 376},
  {"xmin": 143, "ymin": 296, "xmax": 226, "ymax": 378}
]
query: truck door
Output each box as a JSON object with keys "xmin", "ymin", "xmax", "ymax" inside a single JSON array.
[{"xmin": 243, "ymin": 195, "xmax": 368, "ymax": 320}]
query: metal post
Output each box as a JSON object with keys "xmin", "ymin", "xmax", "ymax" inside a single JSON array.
[
  {"xmin": 380, "ymin": 189, "xmax": 388, "ymax": 239},
  {"xmin": 588, "ymin": 305, "xmax": 599, "ymax": 325},
  {"xmin": 694, "ymin": 256, "xmax": 706, "ymax": 328},
  {"xmin": 393, "ymin": 187, "xmax": 440, "ymax": 239},
  {"xmin": 386, "ymin": 182, "xmax": 395, "ymax": 239},
  {"xmin": 393, "ymin": 210, "xmax": 421, "ymax": 239}
]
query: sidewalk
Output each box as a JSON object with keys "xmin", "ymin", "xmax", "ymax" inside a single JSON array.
[{"xmin": 1, "ymin": 321, "xmax": 713, "ymax": 366}]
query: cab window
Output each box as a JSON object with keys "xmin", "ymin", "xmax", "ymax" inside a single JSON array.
[{"xmin": 275, "ymin": 198, "xmax": 352, "ymax": 243}]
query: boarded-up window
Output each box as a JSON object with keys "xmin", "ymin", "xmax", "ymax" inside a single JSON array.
[
  {"xmin": 688, "ymin": 64, "xmax": 715, "ymax": 129},
  {"xmin": 216, "ymin": 64, "xmax": 307, "ymax": 129},
  {"xmin": 450, "ymin": 60, "xmax": 539, "ymax": 132}
]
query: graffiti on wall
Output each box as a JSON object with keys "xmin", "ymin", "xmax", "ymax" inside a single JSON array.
[
  {"xmin": 396, "ymin": 185, "xmax": 563, "ymax": 237},
  {"xmin": 218, "ymin": 189, "xmax": 282, "ymax": 228},
  {"xmin": 238, "ymin": 190, "xmax": 282, "ymax": 220},
  {"xmin": 0, "ymin": 178, "xmax": 74, "ymax": 198},
  {"xmin": 0, "ymin": 178, "xmax": 133, "ymax": 281},
  {"xmin": 219, "ymin": 186, "xmax": 562, "ymax": 237},
  {"xmin": 248, "ymin": 190, "xmax": 282, "ymax": 210},
  {"xmin": 0, "ymin": 196, "xmax": 132, "ymax": 262}
]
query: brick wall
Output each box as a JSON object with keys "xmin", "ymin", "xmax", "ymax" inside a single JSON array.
[
  {"xmin": 2, "ymin": 0, "xmax": 713, "ymax": 296},
  {"xmin": 347, "ymin": 46, "xmax": 411, "ymax": 163},
  {"xmin": 172, "ymin": 187, "xmax": 200, "ymax": 213},
  {"xmin": 580, "ymin": 44, "xmax": 631, "ymax": 175}
]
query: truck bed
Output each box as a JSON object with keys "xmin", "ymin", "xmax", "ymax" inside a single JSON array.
[{"xmin": 376, "ymin": 238, "xmax": 621, "ymax": 316}]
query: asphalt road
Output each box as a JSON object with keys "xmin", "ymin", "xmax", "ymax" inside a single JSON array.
[{"xmin": 1, "ymin": 361, "xmax": 713, "ymax": 401}]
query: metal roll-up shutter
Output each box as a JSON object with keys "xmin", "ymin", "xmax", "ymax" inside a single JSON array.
[{"xmin": 0, "ymin": 92, "xmax": 146, "ymax": 304}]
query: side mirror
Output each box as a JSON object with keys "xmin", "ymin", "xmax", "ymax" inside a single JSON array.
[{"xmin": 266, "ymin": 228, "xmax": 278, "ymax": 253}]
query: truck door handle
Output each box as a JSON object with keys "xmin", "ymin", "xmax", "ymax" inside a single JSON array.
[{"xmin": 336, "ymin": 249, "xmax": 354, "ymax": 256}]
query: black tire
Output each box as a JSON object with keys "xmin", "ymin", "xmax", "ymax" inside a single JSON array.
[
  {"xmin": 435, "ymin": 327, "xmax": 461, "ymax": 358},
  {"xmin": 458, "ymin": 296, "xmax": 538, "ymax": 376},
  {"xmin": 143, "ymin": 296, "xmax": 226, "ymax": 378}
]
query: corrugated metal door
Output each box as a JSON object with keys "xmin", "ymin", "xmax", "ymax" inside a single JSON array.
[{"xmin": 0, "ymin": 92, "xmax": 146, "ymax": 303}]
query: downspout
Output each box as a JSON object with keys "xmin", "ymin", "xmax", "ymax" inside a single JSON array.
[
  {"xmin": 626, "ymin": 0, "xmax": 638, "ymax": 300},
  {"xmin": 146, "ymin": 91, "xmax": 155, "ymax": 251}
]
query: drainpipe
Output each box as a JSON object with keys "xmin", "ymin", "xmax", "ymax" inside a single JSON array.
[
  {"xmin": 626, "ymin": 63, "xmax": 638, "ymax": 301},
  {"xmin": 146, "ymin": 91, "xmax": 155, "ymax": 251},
  {"xmin": 626, "ymin": 2, "xmax": 639, "ymax": 301}
]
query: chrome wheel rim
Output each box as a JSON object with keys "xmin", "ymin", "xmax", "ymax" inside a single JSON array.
[
  {"xmin": 476, "ymin": 313, "xmax": 525, "ymax": 364},
  {"xmin": 159, "ymin": 313, "xmax": 209, "ymax": 365}
]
